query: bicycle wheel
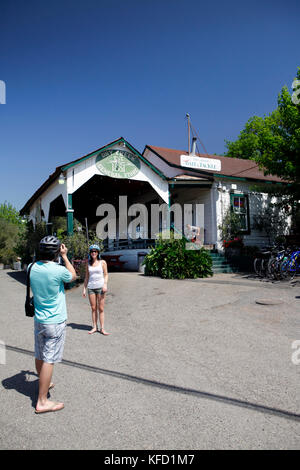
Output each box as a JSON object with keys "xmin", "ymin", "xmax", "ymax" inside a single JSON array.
[
  {"xmin": 260, "ymin": 258, "xmax": 269, "ymax": 278},
  {"xmin": 267, "ymin": 256, "xmax": 276, "ymax": 280},
  {"xmin": 254, "ymin": 258, "xmax": 262, "ymax": 276},
  {"xmin": 288, "ymin": 259, "xmax": 298, "ymax": 281},
  {"xmin": 274, "ymin": 258, "xmax": 284, "ymax": 280},
  {"xmin": 280, "ymin": 258, "xmax": 292, "ymax": 280}
]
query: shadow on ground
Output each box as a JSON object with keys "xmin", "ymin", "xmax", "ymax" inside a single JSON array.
[
  {"xmin": 2, "ymin": 370, "xmax": 39, "ymax": 409},
  {"xmin": 67, "ymin": 323, "xmax": 91, "ymax": 331},
  {"xmin": 5, "ymin": 344, "xmax": 300, "ymax": 424},
  {"xmin": 6, "ymin": 271, "xmax": 27, "ymax": 286}
]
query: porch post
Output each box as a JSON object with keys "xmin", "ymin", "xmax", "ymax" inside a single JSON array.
[
  {"xmin": 66, "ymin": 194, "xmax": 74, "ymax": 235},
  {"xmin": 210, "ymin": 184, "xmax": 217, "ymax": 247},
  {"xmin": 168, "ymin": 185, "xmax": 172, "ymax": 209}
]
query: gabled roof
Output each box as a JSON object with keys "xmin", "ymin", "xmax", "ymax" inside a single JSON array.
[
  {"xmin": 20, "ymin": 137, "xmax": 166, "ymax": 215},
  {"xmin": 145, "ymin": 145, "xmax": 286, "ymax": 183}
]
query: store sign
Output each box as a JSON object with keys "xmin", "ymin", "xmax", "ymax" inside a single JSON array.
[
  {"xmin": 96, "ymin": 149, "xmax": 141, "ymax": 179},
  {"xmin": 180, "ymin": 154, "xmax": 221, "ymax": 172}
]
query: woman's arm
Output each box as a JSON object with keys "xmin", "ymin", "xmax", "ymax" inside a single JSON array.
[
  {"xmin": 102, "ymin": 260, "xmax": 108, "ymax": 293},
  {"xmin": 82, "ymin": 262, "xmax": 89, "ymax": 297}
]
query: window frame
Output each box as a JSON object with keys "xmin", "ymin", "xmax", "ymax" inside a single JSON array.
[{"xmin": 230, "ymin": 192, "xmax": 250, "ymax": 235}]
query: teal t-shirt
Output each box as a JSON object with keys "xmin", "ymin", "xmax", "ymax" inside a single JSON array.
[{"xmin": 29, "ymin": 261, "xmax": 73, "ymax": 324}]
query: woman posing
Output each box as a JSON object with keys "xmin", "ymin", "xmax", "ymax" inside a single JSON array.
[{"xmin": 83, "ymin": 244, "xmax": 109, "ymax": 335}]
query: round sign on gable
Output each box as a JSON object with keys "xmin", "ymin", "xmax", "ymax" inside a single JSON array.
[{"xmin": 96, "ymin": 149, "xmax": 141, "ymax": 179}]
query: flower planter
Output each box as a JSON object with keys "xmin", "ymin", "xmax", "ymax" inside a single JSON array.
[{"xmin": 225, "ymin": 247, "xmax": 242, "ymax": 259}]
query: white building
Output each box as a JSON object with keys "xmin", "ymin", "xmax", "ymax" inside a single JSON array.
[{"xmin": 20, "ymin": 137, "xmax": 288, "ymax": 269}]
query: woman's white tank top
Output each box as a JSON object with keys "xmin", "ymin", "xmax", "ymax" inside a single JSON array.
[{"xmin": 87, "ymin": 261, "xmax": 104, "ymax": 289}]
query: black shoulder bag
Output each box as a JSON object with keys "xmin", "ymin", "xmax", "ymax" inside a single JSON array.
[{"xmin": 25, "ymin": 262, "xmax": 35, "ymax": 317}]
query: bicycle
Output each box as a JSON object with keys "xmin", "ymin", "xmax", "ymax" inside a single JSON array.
[
  {"xmin": 266, "ymin": 248, "xmax": 286, "ymax": 280},
  {"xmin": 280, "ymin": 248, "xmax": 300, "ymax": 280},
  {"xmin": 253, "ymin": 247, "xmax": 273, "ymax": 278}
]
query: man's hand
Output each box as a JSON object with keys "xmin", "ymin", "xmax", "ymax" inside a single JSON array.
[
  {"xmin": 60, "ymin": 244, "xmax": 68, "ymax": 258},
  {"xmin": 60, "ymin": 244, "xmax": 76, "ymax": 281}
]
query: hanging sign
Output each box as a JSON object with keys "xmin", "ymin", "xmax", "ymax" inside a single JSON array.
[
  {"xmin": 96, "ymin": 149, "xmax": 141, "ymax": 179},
  {"xmin": 180, "ymin": 154, "xmax": 221, "ymax": 172}
]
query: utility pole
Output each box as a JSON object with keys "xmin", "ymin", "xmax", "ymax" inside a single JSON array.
[
  {"xmin": 85, "ymin": 218, "xmax": 89, "ymax": 245},
  {"xmin": 186, "ymin": 113, "xmax": 190, "ymax": 154}
]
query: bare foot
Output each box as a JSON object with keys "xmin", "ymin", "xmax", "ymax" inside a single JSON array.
[
  {"xmin": 35, "ymin": 400, "xmax": 64, "ymax": 414},
  {"xmin": 99, "ymin": 329, "xmax": 110, "ymax": 336},
  {"xmin": 49, "ymin": 382, "xmax": 54, "ymax": 390},
  {"xmin": 88, "ymin": 327, "xmax": 97, "ymax": 335}
]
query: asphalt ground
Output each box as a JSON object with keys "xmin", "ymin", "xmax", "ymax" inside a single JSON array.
[{"xmin": 0, "ymin": 269, "xmax": 299, "ymax": 450}]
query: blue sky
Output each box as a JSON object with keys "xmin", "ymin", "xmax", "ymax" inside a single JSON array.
[{"xmin": 1, "ymin": 0, "xmax": 299, "ymax": 210}]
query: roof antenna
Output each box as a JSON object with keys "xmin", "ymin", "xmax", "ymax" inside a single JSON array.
[{"xmin": 190, "ymin": 122, "xmax": 209, "ymax": 155}]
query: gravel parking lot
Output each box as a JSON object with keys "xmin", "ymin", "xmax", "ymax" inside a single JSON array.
[{"xmin": 0, "ymin": 269, "xmax": 299, "ymax": 450}]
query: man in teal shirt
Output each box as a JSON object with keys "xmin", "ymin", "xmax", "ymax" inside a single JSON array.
[{"xmin": 29, "ymin": 236, "xmax": 76, "ymax": 414}]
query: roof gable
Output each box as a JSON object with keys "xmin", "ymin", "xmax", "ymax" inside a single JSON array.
[
  {"xmin": 144, "ymin": 145, "xmax": 286, "ymax": 183},
  {"xmin": 20, "ymin": 138, "xmax": 166, "ymax": 214}
]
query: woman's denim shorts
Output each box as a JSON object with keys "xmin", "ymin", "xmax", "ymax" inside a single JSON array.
[
  {"xmin": 34, "ymin": 320, "xmax": 66, "ymax": 364},
  {"xmin": 88, "ymin": 287, "xmax": 104, "ymax": 295}
]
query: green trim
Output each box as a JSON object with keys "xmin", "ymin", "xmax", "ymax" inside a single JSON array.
[
  {"xmin": 230, "ymin": 192, "xmax": 250, "ymax": 235},
  {"xmin": 68, "ymin": 194, "xmax": 73, "ymax": 210},
  {"xmin": 214, "ymin": 174, "xmax": 247, "ymax": 182},
  {"xmin": 62, "ymin": 137, "xmax": 167, "ymax": 181},
  {"xmin": 67, "ymin": 211, "xmax": 74, "ymax": 235},
  {"xmin": 144, "ymin": 146, "xmax": 214, "ymax": 180},
  {"xmin": 62, "ymin": 140, "xmax": 123, "ymax": 171},
  {"xmin": 170, "ymin": 182, "xmax": 212, "ymax": 187},
  {"xmin": 125, "ymin": 141, "xmax": 167, "ymax": 180},
  {"xmin": 67, "ymin": 194, "xmax": 73, "ymax": 235}
]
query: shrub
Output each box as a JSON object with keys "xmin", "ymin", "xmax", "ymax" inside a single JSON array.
[
  {"xmin": 0, "ymin": 219, "xmax": 21, "ymax": 264},
  {"xmin": 15, "ymin": 221, "xmax": 47, "ymax": 264},
  {"xmin": 0, "ymin": 202, "xmax": 25, "ymax": 265},
  {"xmin": 223, "ymin": 238, "xmax": 244, "ymax": 249},
  {"xmin": 143, "ymin": 237, "xmax": 213, "ymax": 279},
  {"xmin": 59, "ymin": 231, "xmax": 103, "ymax": 260},
  {"xmin": 218, "ymin": 208, "xmax": 243, "ymax": 242}
]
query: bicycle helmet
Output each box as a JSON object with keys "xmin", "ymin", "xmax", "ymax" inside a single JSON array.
[
  {"xmin": 39, "ymin": 236, "xmax": 61, "ymax": 254},
  {"xmin": 89, "ymin": 244, "xmax": 100, "ymax": 252},
  {"xmin": 89, "ymin": 244, "xmax": 101, "ymax": 261}
]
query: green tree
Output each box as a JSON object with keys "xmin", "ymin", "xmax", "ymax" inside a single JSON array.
[
  {"xmin": 0, "ymin": 202, "xmax": 25, "ymax": 265},
  {"xmin": 225, "ymin": 67, "xmax": 300, "ymax": 205},
  {"xmin": 15, "ymin": 220, "xmax": 47, "ymax": 264},
  {"xmin": 0, "ymin": 219, "xmax": 21, "ymax": 264},
  {"xmin": 0, "ymin": 201, "xmax": 22, "ymax": 225}
]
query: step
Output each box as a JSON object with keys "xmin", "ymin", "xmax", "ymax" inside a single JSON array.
[{"xmin": 213, "ymin": 266, "xmax": 239, "ymax": 273}]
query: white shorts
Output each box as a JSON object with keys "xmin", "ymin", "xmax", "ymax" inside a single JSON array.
[{"xmin": 34, "ymin": 320, "xmax": 66, "ymax": 364}]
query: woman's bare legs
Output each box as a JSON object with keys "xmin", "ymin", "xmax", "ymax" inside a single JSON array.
[
  {"xmin": 97, "ymin": 293, "xmax": 110, "ymax": 335},
  {"xmin": 88, "ymin": 293, "xmax": 97, "ymax": 334}
]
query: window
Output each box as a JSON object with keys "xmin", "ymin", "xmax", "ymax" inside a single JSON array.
[{"xmin": 230, "ymin": 193, "xmax": 250, "ymax": 233}]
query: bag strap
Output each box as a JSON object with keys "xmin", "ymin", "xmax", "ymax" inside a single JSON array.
[{"xmin": 26, "ymin": 262, "xmax": 35, "ymax": 300}]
